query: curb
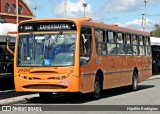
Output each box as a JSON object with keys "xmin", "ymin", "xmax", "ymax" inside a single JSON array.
[
  {"xmin": 0, "ymin": 94, "xmax": 39, "ymax": 105},
  {"xmin": 147, "ymin": 76, "xmax": 160, "ymax": 81}
]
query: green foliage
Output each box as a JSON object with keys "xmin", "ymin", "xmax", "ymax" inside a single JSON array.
[{"xmin": 150, "ymin": 23, "xmax": 160, "ymax": 37}]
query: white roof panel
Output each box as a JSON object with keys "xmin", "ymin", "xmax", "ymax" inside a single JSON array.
[{"xmin": 0, "ymin": 23, "xmax": 17, "ymax": 35}]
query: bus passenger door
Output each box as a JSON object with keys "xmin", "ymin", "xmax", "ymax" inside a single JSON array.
[{"xmin": 80, "ymin": 26, "xmax": 94, "ymax": 93}]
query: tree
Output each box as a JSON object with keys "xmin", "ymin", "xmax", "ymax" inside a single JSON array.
[{"xmin": 150, "ymin": 23, "xmax": 160, "ymax": 37}]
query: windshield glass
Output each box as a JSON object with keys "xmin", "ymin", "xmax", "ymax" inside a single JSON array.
[{"xmin": 18, "ymin": 33, "xmax": 76, "ymax": 67}]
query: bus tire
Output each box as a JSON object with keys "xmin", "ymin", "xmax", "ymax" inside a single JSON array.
[
  {"xmin": 93, "ymin": 76, "xmax": 101, "ymax": 100},
  {"xmin": 39, "ymin": 92, "xmax": 53, "ymax": 101},
  {"xmin": 132, "ymin": 71, "xmax": 138, "ymax": 91}
]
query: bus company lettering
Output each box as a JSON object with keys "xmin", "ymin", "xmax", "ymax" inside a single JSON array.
[{"xmin": 19, "ymin": 68, "xmax": 30, "ymax": 72}]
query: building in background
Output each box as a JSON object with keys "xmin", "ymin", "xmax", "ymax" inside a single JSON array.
[
  {"xmin": 0, "ymin": 0, "xmax": 34, "ymax": 88},
  {"xmin": 0, "ymin": 0, "xmax": 35, "ymax": 24}
]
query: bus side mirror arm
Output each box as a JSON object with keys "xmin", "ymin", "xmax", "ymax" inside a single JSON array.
[{"xmin": 6, "ymin": 36, "xmax": 14, "ymax": 56}]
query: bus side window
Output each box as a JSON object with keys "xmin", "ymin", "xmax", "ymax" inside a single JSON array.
[
  {"xmin": 80, "ymin": 27, "xmax": 92, "ymax": 66},
  {"xmin": 95, "ymin": 29, "xmax": 106, "ymax": 56},
  {"xmin": 125, "ymin": 34, "xmax": 132, "ymax": 55},
  {"xmin": 107, "ymin": 31, "xmax": 117, "ymax": 55},
  {"xmin": 139, "ymin": 36, "xmax": 145, "ymax": 55},
  {"xmin": 132, "ymin": 35, "xmax": 138, "ymax": 55},
  {"xmin": 117, "ymin": 32, "xmax": 125, "ymax": 55}
]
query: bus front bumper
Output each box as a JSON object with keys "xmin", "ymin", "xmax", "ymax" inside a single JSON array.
[{"xmin": 14, "ymin": 75, "xmax": 80, "ymax": 93}]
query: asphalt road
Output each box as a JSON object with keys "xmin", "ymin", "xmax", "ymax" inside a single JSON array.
[
  {"xmin": 1, "ymin": 77, "xmax": 160, "ymax": 113},
  {"xmin": 12, "ymin": 78, "xmax": 160, "ymax": 105}
]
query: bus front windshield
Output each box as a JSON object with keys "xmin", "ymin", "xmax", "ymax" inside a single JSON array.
[{"xmin": 18, "ymin": 32, "xmax": 76, "ymax": 67}]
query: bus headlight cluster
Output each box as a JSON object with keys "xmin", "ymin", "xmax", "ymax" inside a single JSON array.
[
  {"xmin": 24, "ymin": 76, "xmax": 27, "ymax": 79},
  {"xmin": 56, "ymin": 77, "xmax": 60, "ymax": 80},
  {"xmin": 55, "ymin": 76, "xmax": 67, "ymax": 80},
  {"xmin": 18, "ymin": 74, "xmax": 30, "ymax": 80},
  {"xmin": 62, "ymin": 76, "xmax": 67, "ymax": 79},
  {"xmin": 19, "ymin": 74, "xmax": 23, "ymax": 77},
  {"xmin": 18, "ymin": 73, "xmax": 72, "ymax": 80},
  {"xmin": 61, "ymin": 73, "xmax": 72, "ymax": 79}
]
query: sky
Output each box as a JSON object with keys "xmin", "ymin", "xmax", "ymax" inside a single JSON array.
[{"xmin": 25, "ymin": 0, "xmax": 160, "ymax": 32}]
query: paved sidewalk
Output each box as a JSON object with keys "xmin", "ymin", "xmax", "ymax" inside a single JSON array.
[
  {"xmin": 0, "ymin": 94, "xmax": 39, "ymax": 105},
  {"xmin": 148, "ymin": 75, "xmax": 160, "ymax": 80}
]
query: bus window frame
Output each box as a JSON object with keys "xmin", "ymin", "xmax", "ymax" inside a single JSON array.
[
  {"xmin": 80, "ymin": 26, "xmax": 92, "ymax": 66},
  {"xmin": 117, "ymin": 32, "xmax": 125, "ymax": 55},
  {"xmin": 131, "ymin": 34, "xmax": 139, "ymax": 56},
  {"xmin": 138, "ymin": 35, "xmax": 145, "ymax": 56},
  {"xmin": 95, "ymin": 28, "xmax": 107, "ymax": 56},
  {"xmin": 125, "ymin": 33, "xmax": 133, "ymax": 56},
  {"xmin": 17, "ymin": 32, "xmax": 77, "ymax": 67},
  {"xmin": 106, "ymin": 30, "xmax": 117, "ymax": 56}
]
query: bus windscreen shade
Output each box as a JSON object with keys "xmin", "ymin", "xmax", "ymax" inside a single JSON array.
[{"xmin": 18, "ymin": 21, "xmax": 77, "ymax": 32}]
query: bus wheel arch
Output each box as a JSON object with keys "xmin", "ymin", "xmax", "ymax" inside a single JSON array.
[{"xmin": 93, "ymin": 69, "xmax": 104, "ymax": 100}]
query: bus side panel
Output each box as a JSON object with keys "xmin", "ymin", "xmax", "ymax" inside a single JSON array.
[
  {"xmin": 142, "ymin": 69, "xmax": 152, "ymax": 81},
  {"xmin": 138, "ymin": 69, "xmax": 143, "ymax": 82},
  {"xmin": 103, "ymin": 73, "xmax": 112, "ymax": 89},
  {"xmin": 80, "ymin": 74, "xmax": 95, "ymax": 93},
  {"xmin": 120, "ymin": 71, "xmax": 132, "ymax": 86},
  {"xmin": 105, "ymin": 56, "xmax": 121, "ymax": 88},
  {"xmin": 139, "ymin": 57, "xmax": 152, "ymax": 82},
  {"xmin": 97, "ymin": 56, "xmax": 112, "ymax": 89},
  {"xmin": 80, "ymin": 57, "xmax": 95, "ymax": 93},
  {"xmin": 118, "ymin": 56, "xmax": 132, "ymax": 86}
]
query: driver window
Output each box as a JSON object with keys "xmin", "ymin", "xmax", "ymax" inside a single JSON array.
[{"xmin": 80, "ymin": 26, "xmax": 92, "ymax": 66}]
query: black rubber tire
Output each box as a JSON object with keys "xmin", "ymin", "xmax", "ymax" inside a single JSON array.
[
  {"xmin": 39, "ymin": 92, "xmax": 53, "ymax": 101},
  {"xmin": 126, "ymin": 71, "xmax": 138, "ymax": 91},
  {"xmin": 93, "ymin": 76, "xmax": 101, "ymax": 100},
  {"xmin": 132, "ymin": 72, "xmax": 138, "ymax": 91}
]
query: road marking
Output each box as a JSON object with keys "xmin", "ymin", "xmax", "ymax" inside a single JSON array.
[{"xmin": 0, "ymin": 89, "xmax": 15, "ymax": 93}]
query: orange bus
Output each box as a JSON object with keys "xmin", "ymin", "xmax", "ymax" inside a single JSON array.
[{"xmin": 9, "ymin": 18, "xmax": 152, "ymax": 100}]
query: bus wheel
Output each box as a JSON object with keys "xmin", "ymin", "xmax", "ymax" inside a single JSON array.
[
  {"xmin": 39, "ymin": 92, "xmax": 53, "ymax": 101},
  {"xmin": 132, "ymin": 72, "xmax": 138, "ymax": 91},
  {"xmin": 93, "ymin": 76, "xmax": 101, "ymax": 100}
]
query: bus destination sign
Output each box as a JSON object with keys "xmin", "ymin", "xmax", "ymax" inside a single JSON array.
[
  {"xmin": 18, "ymin": 22, "xmax": 76, "ymax": 32},
  {"xmin": 38, "ymin": 24, "xmax": 71, "ymax": 31}
]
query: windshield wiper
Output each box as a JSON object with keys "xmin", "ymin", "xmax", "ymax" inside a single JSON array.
[{"xmin": 48, "ymin": 31, "xmax": 63, "ymax": 50}]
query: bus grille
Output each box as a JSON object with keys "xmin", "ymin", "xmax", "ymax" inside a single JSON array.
[{"xmin": 23, "ymin": 84, "xmax": 67, "ymax": 89}]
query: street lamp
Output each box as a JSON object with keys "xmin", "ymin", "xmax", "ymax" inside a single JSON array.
[{"xmin": 82, "ymin": 3, "xmax": 87, "ymax": 17}]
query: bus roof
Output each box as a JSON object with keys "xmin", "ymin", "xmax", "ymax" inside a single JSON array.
[{"xmin": 19, "ymin": 17, "xmax": 150, "ymax": 36}]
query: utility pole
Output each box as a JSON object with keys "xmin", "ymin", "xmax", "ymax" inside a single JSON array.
[{"xmin": 142, "ymin": 0, "xmax": 150, "ymax": 31}]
